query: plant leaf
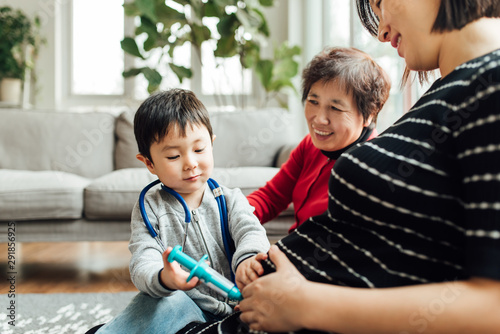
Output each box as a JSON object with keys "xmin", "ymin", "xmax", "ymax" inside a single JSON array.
[
  {"xmin": 169, "ymin": 63, "xmax": 192, "ymax": 83},
  {"xmin": 273, "ymin": 58, "xmax": 299, "ymax": 80},
  {"xmin": 217, "ymin": 14, "xmax": 238, "ymax": 37},
  {"xmin": 214, "ymin": 0, "xmax": 237, "ymax": 6},
  {"xmin": 252, "ymin": 8, "xmax": 269, "ymax": 37},
  {"xmin": 215, "ymin": 35, "xmax": 238, "ymax": 58},
  {"xmin": 155, "ymin": 3, "xmax": 187, "ymax": 26},
  {"xmin": 137, "ymin": 16, "xmax": 158, "ymax": 50},
  {"xmin": 235, "ymin": 7, "xmax": 262, "ymax": 32},
  {"xmin": 190, "ymin": 24, "xmax": 211, "ymax": 48},
  {"xmin": 255, "ymin": 59, "xmax": 273, "ymax": 89},
  {"xmin": 240, "ymin": 41, "xmax": 260, "ymax": 68},
  {"xmin": 144, "ymin": 36, "xmax": 156, "ymax": 51},
  {"xmin": 122, "ymin": 67, "xmax": 144, "ymax": 78},
  {"xmin": 275, "ymin": 42, "xmax": 301, "ymax": 59},
  {"xmin": 258, "ymin": 0, "xmax": 274, "ymax": 6},
  {"xmin": 204, "ymin": 2, "xmax": 221, "ymax": 17},
  {"xmin": 142, "ymin": 67, "xmax": 162, "ymax": 93},
  {"xmin": 135, "ymin": 0, "xmax": 157, "ymax": 21},
  {"xmin": 121, "ymin": 37, "xmax": 144, "ymax": 59}
]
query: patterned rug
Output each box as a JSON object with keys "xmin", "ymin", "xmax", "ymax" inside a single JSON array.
[{"xmin": 0, "ymin": 291, "xmax": 137, "ymax": 334}]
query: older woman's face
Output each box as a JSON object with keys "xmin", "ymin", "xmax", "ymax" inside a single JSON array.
[{"xmin": 304, "ymin": 80, "xmax": 371, "ymax": 152}]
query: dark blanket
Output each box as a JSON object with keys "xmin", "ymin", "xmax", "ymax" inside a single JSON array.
[{"xmin": 176, "ymin": 311, "xmax": 329, "ymax": 334}]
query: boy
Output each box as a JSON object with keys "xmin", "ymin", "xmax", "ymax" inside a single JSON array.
[{"xmin": 97, "ymin": 89, "xmax": 270, "ymax": 333}]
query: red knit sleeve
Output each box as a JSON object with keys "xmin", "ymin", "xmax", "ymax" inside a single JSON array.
[{"xmin": 247, "ymin": 137, "xmax": 306, "ymax": 224}]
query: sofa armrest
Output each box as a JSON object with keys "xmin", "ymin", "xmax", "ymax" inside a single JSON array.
[{"xmin": 273, "ymin": 143, "xmax": 298, "ymax": 168}]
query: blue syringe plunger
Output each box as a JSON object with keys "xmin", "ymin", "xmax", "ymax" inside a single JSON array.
[{"xmin": 167, "ymin": 245, "xmax": 242, "ymax": 301}]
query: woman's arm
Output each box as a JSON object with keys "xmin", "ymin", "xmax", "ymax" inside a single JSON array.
[{"xmin": 239, "ymin": 245, "xmax": 500, "ymax": 334}]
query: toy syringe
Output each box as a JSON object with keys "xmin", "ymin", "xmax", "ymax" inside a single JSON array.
[{"xmin": 167, "ymin": 245, "xmax": 243, "ymax": 301}]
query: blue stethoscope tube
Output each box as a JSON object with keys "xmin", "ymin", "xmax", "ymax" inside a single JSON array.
[
  {"xmin": 207, "ymin": 178, "xmax": 235, "ymax": 276},
  {"xmin": 138, "ymin": 178, "xmax": 235, "ymax": 282},
  {"xmin": 138, "ymin": 179, "xmax": 166, "ymax": 251}
]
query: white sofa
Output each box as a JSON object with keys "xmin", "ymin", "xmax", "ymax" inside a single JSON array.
[{"xmin": 0, "ymin": 108, "xmax": 300, "ymax": 242}]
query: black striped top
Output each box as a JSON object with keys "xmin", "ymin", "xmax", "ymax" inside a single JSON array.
[{"xmin": 267, "ymin": 49, "xmax": 500, "ymax": 288}]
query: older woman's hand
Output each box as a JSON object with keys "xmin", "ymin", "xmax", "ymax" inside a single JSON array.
[{"xmin": 239, "ymin": 245, "xmax": 309, "ymax": 332}]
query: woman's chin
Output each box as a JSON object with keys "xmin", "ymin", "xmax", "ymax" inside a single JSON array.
[
  {"xmin": 313, "ymin": 141, "xmax": 340, "ymax": 152},
  {"xmin": 311, "ymin": 135, "xmax": 336, "ymax": 151}
]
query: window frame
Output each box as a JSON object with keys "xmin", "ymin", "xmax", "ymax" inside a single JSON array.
[{"xmin": 61, "ymin": 0, "xmax": 271, "ymax": 111}]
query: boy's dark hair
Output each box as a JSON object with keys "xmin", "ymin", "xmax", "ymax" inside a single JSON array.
[
  {"xmin": 302, "ymin": 47, "xmax": 391, "ymax": 124},
  {"xmin": 134, "ymin": 89, "xmax": 213, "ymax": 162},
  {"xmin": 356, "ymin": 0, "xmax": 500, "ymax": 84}
]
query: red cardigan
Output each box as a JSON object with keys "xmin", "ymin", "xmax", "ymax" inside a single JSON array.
[{"xmin": 247, "ymin": 130, "xmax": 377, "ymax": 233}]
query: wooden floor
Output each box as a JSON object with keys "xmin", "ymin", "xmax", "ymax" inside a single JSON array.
[
  {"xmin": 0, "ymin": 238, "xmax": 280, "ymax": 295},
  {"xmin": 0, "ymin": 241, "xmax": 138, "ymax": 294}
]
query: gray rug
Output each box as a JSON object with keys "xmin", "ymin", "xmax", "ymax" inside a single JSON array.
[{"xmin": 0, "ymin": 291, "xmax": 137, "ymax": 334}]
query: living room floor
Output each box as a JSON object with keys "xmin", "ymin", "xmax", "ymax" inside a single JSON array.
[
  {"xmin": 0, "ymin": 241, "xmax": 137, "ymax": 294},
  {"xmin": 0, "ymin": 238, "xmax": 281, "ymax": 294}
]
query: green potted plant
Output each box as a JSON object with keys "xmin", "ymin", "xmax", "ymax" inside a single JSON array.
[
  {"xmin": 0, "ymin": 6, "xmax": 43, "ymax": 105},
  {"xmin": 121, "ymin": 0, "xmax": 301, "ymax": 109},
  {"xmin": 255, "ymin": 41, "xmax": 301, "ymax": 108}
]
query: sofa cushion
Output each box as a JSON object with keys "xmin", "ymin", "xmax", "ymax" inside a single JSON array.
[
  {"xmin": 83, "ymin": 166, "xmax": 281, "ymax": 220},
  {"xmin": 0, "ymin": 109, "xmax": 116, "ymax": 178},
  {"xmin": 114, "ymin": 111, "xmax": 144, "ymax": 170},
  {"xmin": 0, "ymin": 169, "xmax": 90, "ymax": 220},
  {"xmin": 211, "ymin": 167, "xmax": 280, "ymax": 196},
  {"xmin": 210, "ymin": 109, "xmax": 299, "ymax": 168},
  {"xmin": 84, "ymin": 168, "xmax": 157, "ymax": 220}
]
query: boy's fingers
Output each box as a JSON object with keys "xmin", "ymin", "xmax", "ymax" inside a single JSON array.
[
  {"xmin": 255, "ymin": 252, "xmax": 268, "ymax": 261},
  {"xmin": 246, "ymin": 268, "xmax": 258, "ymax": 282},
  {"xmin": 252, "ymin": 262, "xmax": 264, "ymax": 276},
  {"xmin": 162, "ymin": 246, "xmax": 173, "ymax": 263}
]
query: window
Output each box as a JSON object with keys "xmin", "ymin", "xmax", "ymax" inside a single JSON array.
[
  {"xmin": 68, "ymin": 0, "xmax": 256, "ymax": 108},
  {"xmin": 71, "ymin": 0, "xmax": 125, "ymax": 96}
]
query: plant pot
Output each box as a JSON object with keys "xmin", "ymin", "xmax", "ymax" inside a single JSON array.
[{"xmin": 0, "ymin": 78, "xmax": 22, "ymax": 104}]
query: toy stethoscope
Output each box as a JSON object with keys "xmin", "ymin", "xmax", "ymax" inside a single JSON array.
[{"xmin": 138, "ymin": 178, "xmax": 236, "ymax": 281}]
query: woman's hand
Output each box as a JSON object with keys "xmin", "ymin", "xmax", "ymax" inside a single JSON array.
[
  {"xmin": 160, "ymin": 246, "xmax": 200, "ymax": 291},
  {"xmin": 239, "ymin": 245, "xmax": 309, "ymax": 332},
  {"xmin": 235, "ymin": 252, "xmax": 268, "ymax": 290}
]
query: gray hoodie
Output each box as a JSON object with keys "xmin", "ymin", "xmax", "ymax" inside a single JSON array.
[{"xmin": 129, "ymin": 183, "xmax": 270, "ymax": 316}]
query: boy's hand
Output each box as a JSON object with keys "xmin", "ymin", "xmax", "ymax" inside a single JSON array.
[
  {"xmin": 235, "ymin": 253, "xmax": 268, "ymax": 290},
  {"xmin": 160, "ymin": 246, "xmax": 200, "ymax": 291}
]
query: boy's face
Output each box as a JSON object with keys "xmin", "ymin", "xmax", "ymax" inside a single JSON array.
[{"xmin": 138, "ymin": 123, "xmax": 214, "ymax": 205}]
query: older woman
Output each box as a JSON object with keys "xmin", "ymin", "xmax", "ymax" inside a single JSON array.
[{"xmin": 247, "ymin": 46, "xmax": 391, "ymax": 232}]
